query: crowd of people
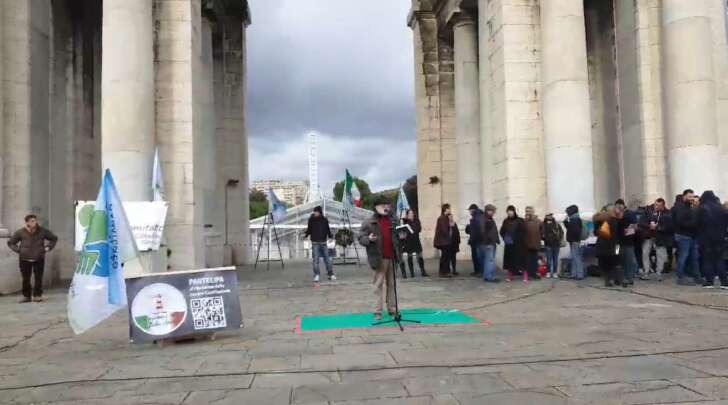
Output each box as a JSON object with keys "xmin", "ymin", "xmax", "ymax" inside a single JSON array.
[
  {"xmin": 302, "ymin": 190, "xmax": 728, "ymax": 319},
  {"xmin": 431, "ymin": 189, "xmax": 728, "ymax": 289}
]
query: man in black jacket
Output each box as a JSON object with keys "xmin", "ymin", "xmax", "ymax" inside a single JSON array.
[
  {"xmin": 479, "ymin": 204, "xmax": 501, "ymax": 282},
  {"xmin": 7, "ymin": 214, "xmax": 58, "ymax": 303},
  {"xmin": 465, "ymin": 204, "xmax": 482, "ymax": 277},
  {"xmin": 564, "ymin": 205, "xmax": 585, "ymax": 279},
  {"xmin": 304, "ymin": 206, "xmax": 334, "ymax": 282},
  {"xmin": 638, "ymin": 198, "xmax": 673, "ymax": 282},
  {"xmin": 672, "ymin": 189, "xmax": 703, "ymax": 285},
  {"xmin": 696, "ymin": 191, "xmax": 728, "ymax": 288}
]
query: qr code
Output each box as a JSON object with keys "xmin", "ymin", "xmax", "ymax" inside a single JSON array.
[{"xmin": 190, "ymin": 296, "xmax": 227, "ymax": 330}]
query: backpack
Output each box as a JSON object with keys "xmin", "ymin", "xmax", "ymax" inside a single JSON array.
[{"xmin": 580, "ymin": 220, "xmax": 589, "ymax": 241}]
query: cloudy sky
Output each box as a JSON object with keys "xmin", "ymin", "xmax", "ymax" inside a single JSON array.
[{"xmin": 246, "ymin": 1, "xmax": 416, "ymax": 195}]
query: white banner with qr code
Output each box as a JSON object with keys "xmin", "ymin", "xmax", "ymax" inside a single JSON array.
[{"xmin": 125, "ymin": 267, "xmax": 243, "ymax": 343}]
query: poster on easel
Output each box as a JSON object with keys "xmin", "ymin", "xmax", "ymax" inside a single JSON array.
[{"xmin": 74, "ymin": 201, "xmax": 169, "ymax": 252}]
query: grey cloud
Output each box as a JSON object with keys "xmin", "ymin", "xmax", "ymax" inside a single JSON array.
[{"xmin": 246, "ymin": 1, "xmax": 416, "ymax": 191}]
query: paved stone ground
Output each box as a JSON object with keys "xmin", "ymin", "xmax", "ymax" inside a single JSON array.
[{"xmin": 2, "ymin": 259, "xmax": 728, "ymax": 404}]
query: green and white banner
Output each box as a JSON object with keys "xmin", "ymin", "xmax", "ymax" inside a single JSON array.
[{"xmin": 75, "ymin": 201, "xmax": 168, "ymax": 252}]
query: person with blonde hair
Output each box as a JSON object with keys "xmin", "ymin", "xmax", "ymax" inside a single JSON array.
[{"xmin": 594, "ymin": 205, "xmax": 623, "ymax": 287}]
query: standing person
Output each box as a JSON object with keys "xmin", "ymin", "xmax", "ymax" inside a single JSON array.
[
  {"xmin": 434, "ymin": 204, "xmax": 455, "ymax": 278},
  {"xmin": 500, "ymin": 206, "xmax": 527, "ymax": 282},
  {"xmin": 359, "ymin": 196, "xmax": 398, "ymax": 320},
  {"xmin": 638, "ymin": 198, "xmax": 673, "ymax": 282},
  {"xmin": 7, "ymin": 215, "xmax": 58, "ymax": 303},
  {"xmin": 542, "ymin": 213, "xmax": 564, "ymax": 278},
  {"xmin": 304, "ymin": 206, "xmax": 335, "ymax": 283},
  {"xmin": 479, "ymin": 204, "xmax": 501, "ymax": 282},
  {"xmin": 448, "ymin": 213, "xmax": 461, "ymax": 276},
  {"xmin": 564, "ymin": 205, "xmax": 585, "ymax": 280},
  {"xmin": 696, "ymin": 191, "xmax": 728, "ymax": 289},
  {"xmin": 594, "ymin": 206, "xmax": 623, "ymax": 287},
  {"xmin": 465, "ymin": 204, "xmax": 483, "ymax": 277},
  {"xmin": 673, "ymin": 189, "xmax": 704, "ymax": 285},
  {"xmin": 617, "ymin": 206, "xmax": 639, "ymax": 285},
  {"xmin": 399, "ymin": 209, "xmax": 428, "ymax": 278},
  {"xmin": 524, "ymin": 206, "xmax": 542, "ymax": 280}
]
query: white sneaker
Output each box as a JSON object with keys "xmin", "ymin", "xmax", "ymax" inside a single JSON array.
[
  {"xmin": 720, "ymin": 285, "xmax": 728, "ymax": 290},
  {"xmin": 314, "ymin": 275, "xmax": 320, "ymax": 283},
  {"xmin": 546, "ymin": 273, "xmax": 552, "ymax": 279},
  {"xmin": 329, "ymin": 274, "xmax": 337, "ymax": 281},
  {"xmin": 553, "ymin": 273, "xmax": 559, "ymax": 279}
]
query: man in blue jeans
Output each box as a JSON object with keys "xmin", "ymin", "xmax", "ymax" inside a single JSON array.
[
  {"xmin": 479, "ymin": 204, "xmax": 501, "ymax": 282},
  {"xmin": 673, "ymin": 189, "xmax": 704, "ymax": 285},
  {"xmin": 304, "ymin": 206, "xmax": 335, "ymax": 282}
]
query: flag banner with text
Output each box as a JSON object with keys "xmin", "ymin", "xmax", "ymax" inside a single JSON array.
[{"xmin": 68, "ymin": 170, "xmax": 143, "ymax": 334}]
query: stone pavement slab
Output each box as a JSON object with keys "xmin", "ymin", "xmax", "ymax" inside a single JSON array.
[{"xmin": 2, "ymin": 261, "xmax": 728, "ymax": 404}]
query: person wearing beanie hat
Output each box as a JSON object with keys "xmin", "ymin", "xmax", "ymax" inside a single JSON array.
[
  {"xmin": 542, "ymin": 213, "xmax": 564, "ymax": 279},
  {"xmin": 564, "ymin": 205, "xmax": 585, "ymax": 280},
  {"xmin": 359, "ymin": 196, "xmax": 398, "ymax": 320},
  {"xmin": 304, "ymin": 205, "xmax": 334, "ymax": 283},
  {"xmin": 500, "ymin": 206, "xmax": 527, "ymax": 282},
  {"xmin": 478, "ymin": 204, "xmax": 501, "ymax": 282}
]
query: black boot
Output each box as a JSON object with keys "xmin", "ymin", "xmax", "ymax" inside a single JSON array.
[
  {"xmin": 419, "ymin": 257, "xmax": 428, "ymax": 277},
  {"xmin": 408, "ymin": 256, "xmax": 416, "ymax": 278},
  {"xmin": 400, "ymin": 263, "xmax": 408, "ymax": 279}
]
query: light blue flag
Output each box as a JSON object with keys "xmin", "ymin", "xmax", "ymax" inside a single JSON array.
[
  {"xmin": 267, "ymin": 188, "xmax": 288, "ymax": 223},
  {"xmin": 68, "ymin": 170, "xmax": 143, "ymax": 334},
  {"xmin": 396, "ymin": 184, "xmax": 410, "ymax": 218}
]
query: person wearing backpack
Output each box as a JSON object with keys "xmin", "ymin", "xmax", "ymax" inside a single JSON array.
[{"xmin": 564, "ymin": 205, "xmax": 585, "ymax": 280}]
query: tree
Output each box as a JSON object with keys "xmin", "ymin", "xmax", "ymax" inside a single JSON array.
[
  {"xmin": 333, "ymin": 177, "xmax": 372, "ymax": 206},
  {"xmin": 249, "ymin": 189, "xmax": 268, "ymax": 219}
]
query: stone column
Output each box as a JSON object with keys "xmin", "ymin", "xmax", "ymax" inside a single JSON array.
[
  {"xmin": 477, "ymin": 0, "xmax": 492, "ymax": 206},
  {"xmin": 541, "ymin": 0, "xmax": 595, "ymax": 213},
  {"xmin": 155, "ymin": 0, "xmax": 205, "ymax": 270},
  {"xmin": 662, "ymin": 1, "xmax": 720, "ymax": 195},
  {"xmin": 453, "ymin": 15, "xmax": 481, "ymax": 222},
  {"xmin": 0, "ymin": 4, "xmax": 6, "ymax": 236},
  {"xmin": 221, "ymin": 16, "xmax": 251, "ymax": 265},
  {"xmin": 101, "ymin": 0, "xmax": 155, "ymax": 201}
]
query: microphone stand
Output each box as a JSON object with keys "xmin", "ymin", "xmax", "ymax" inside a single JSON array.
[{"xmin": 372, "ymin": 219, "xmax": 421, "ymax": 331}]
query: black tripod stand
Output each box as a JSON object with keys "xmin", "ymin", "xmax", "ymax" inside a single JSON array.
[
  {"xmin": 254, "ymin": 213, "xmax": 284, "ymax": 270},
  {"xmin": 372, "ymin": 222, "xmax": 421, "ymax": 331}
]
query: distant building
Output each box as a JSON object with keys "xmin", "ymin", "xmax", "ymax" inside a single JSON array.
[{"xmin": 252, "ymin": 180, "xmax": 309, "ymax": 207}]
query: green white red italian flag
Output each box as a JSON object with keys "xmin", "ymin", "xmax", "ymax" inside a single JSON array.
[{"xmin": 344, "ymin": 169, "xmax": 361, "ymax": 208}]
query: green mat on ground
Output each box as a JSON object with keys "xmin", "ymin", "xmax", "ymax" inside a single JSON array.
[{"xmin": 299, "ymin": 308, "xmax": 481, "ymax": 332}]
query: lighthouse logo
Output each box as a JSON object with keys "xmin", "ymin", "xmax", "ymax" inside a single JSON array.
[{"xmin": 131, "ymin": 283, "xmax": 187, "ymax": 336}]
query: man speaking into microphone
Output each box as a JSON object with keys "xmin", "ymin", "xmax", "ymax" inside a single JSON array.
[{"xmin": 359, "ymin": 196, "xmax": 398, "ymax": 321}]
